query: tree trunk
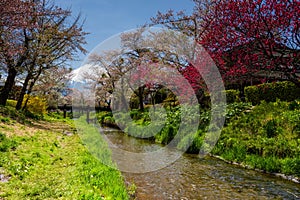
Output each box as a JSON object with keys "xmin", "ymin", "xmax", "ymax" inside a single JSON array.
[
  {"xmin": 0, "ymin": 67, "xmax": 17, "ymax": 106},
  {"xmin": 22, "ymin": 68, "xmax": 42, "ymax": 110},
  {"xmin": 16, "ymin": 73, "xmax": 31, "ymax": 110},
  {"xmin": 22, "ymin": 78, "xmax": 35, "ymax": 110},
  {"xmin": 138, "ymin": 87, "xmax": 144, "ymax": 111}
]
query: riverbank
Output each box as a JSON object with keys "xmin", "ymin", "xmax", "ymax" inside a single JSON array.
[
  {"xmin": 97, "ymin": 100, "xmax": 300, "ymax": 181},
  {"xmin": 0, "ymin": 110, "xmax": 129, "ymax": 199},
  {"xmin": 212, "ymin": 100, "xmax": 300, "ymax": 180},
  {"xmin": 210, "ymin": 154, "xmax": 300, "ymax": 184}
]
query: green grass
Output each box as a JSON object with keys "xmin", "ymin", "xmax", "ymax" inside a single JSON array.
[
  {"xmin": 0, "ymin": 115, "xmax": 129, "ymax": 199},
  {"xmin": 212, "ymin": 100, "xmax": 300, "ymax": 176}
]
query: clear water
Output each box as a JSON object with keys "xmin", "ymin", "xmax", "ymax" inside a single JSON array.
[{"xmin": 103, "ymin": 130, "xmax": 300, "ymax": 200}]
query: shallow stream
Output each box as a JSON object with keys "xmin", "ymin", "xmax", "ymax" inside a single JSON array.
[{"xmin": 103, "ymin": 129, "xmax": 300, "ymax": 199}]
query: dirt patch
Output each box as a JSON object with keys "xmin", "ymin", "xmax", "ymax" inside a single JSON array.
[
  {"xmin": 0, "ymin": 120, "xmax": 74, "ymax": 138},
  {"xmin": 30, "ymin": 120, "xmax": 71, "ymax": 133}
]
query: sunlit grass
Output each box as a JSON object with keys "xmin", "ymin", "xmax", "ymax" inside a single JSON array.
[
  {"xmin": 213, "ymin": 100, "xmax": 300, "ymax": 176},
  {"xmin": 0, "ymin": 115, "xmax": 129, "ymax": 199}
]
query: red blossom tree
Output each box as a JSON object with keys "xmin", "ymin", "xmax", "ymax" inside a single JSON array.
[
  {"xmin": 179, "ymin": 64, "xmax": 206, "ymax": 101},
  {"xmin": 200, "ymin": 0, "xmax": 300, "ymax": 86},
  {"xmin": 152, "ymin": 0, "xmax": 300, "ymax": 88}
]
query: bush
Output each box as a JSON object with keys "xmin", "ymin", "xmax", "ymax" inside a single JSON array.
[
  {"xmin": 178, "ymin": 130, "xmax": 205, "ymax": 153},
  {"xmin": 225, "ymin": 102, "xmax": 252, "ymax": 123},
  {"xmin": 2, "ymin": 97, "xmax": 47, "ymax": 119},
  {"xmin": 200, "ymin": 90, "xmax": 240, "ymax": 108},
  {"xmin": 96, "ymin": 111, "xmax": 113, "ymax": 125},
  {"xmin": 289, "ymin": 99, "xmax": 300, "ymax": 110},
  {"xmin": 103, "ymin": 116, "xmax": 115, "ymax": 125},
  {"xmin": 23, "ymin": 95, "xmax": 48, "ymax": 116},
  {"xmin": 264, "ymin": 119, "xmax": 278, "ymax": 138},
  {"xmin": 224, "ymin": 89, "xmax": 240, "ymax": 104},
  {"xmin": 129, "ymin": 95, "xmax": 139, "ymax": 109},
  {"xmin": 244, "ymin": 86, "xmax": 260, "ymax": 105},
  {"xmin": 0, "ymin": 106, "xmax": 26, "ymax": 123},
  {"xmin": 244, "ymin": 81, "xmax": 300, "ymax": 105},
  {"xmin": 130, "ymin": 109, "xmax": 144, "ymax": 120},
  {"xmin": 6, "ymin": 100, "xmax": 17, "ymax": 108}
]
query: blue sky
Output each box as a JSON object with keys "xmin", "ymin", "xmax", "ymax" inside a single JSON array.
[{"xmin": 57, "ymin": 0, "xmax": 195, "ymax": 69}]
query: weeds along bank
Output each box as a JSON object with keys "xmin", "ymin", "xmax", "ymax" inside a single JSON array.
[
  {"xmin": 0, "ymin": 107, "xmax": 129, "ymax": 199},
  {"xmin": 212, "ymin": 100, "xmax": 300, "ymax": 177},
  {"xmin": 97, "ymin": 99, "xmax": 300, "ymax": 178}
]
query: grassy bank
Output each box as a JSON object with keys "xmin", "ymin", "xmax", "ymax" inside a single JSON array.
[
  {"xmin": 97, "ymin": 100, "xmax": 300, "ymax": 177},
  {"xmin": 0, "ymin": 110, "xmax": 129, "ymax": 199},
  {"xmin": 212, "ymin": 100, "xmax": 300, "ymax": 177}
]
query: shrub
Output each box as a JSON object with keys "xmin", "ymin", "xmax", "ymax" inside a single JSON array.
[
  {"xmin": 6, "ymin": 100, "xmax": 17, "ymax": 108},
  {"xmin": 130, "ymin": 109, "xmax": 144, "ymax": 120},
  {"xmin": 177, "ymin": 130, "xmax": 205, "ymax": 154},
  {"xmin": 23, "ymin": 95, "xmax": 48, "ymax": 116},
  {"xmin": 103, "ymin": 116, "xmax": 115, "ymax": 125},
  {"xmin": 200, "ymin": 90, "xmax": 240, "ymax": 108},
  {"xmin": 225, "ymin": 102, "xmax": 252, "ymax": 123},
  {"xmin": 244, "ymin": 81, "xmax": 300, "ymax": 105},
  {"xmin": 0, "ymin": 116, "xmax": 10, "ymax": 123},
  {"xmin": 0, "ymin": 106, "xmax": 26, "ymax": 123},
  {"xmin": 224, "ymin": 89, "xmax": 240, "ymax": 104},
  {"xmin": 289, "ymin": 99, "xmax": 300, "ymax": 110},
  {"xmin": 96, "ymin": 111, "xmax": 113, "ymax": 124},
  {"xmin": 264, "ymin": 119, "xmax": 278, "ymax": 138},
  {"xmin": 244, "ymin": 86, "xmax": 260, "ymax": 105},
  {"xmin": 129, "ymin": 95, "xmax": 139, "ymax": 109}
]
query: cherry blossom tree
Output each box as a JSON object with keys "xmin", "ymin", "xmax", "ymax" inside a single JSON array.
[
  {"xmin": 15, "ymin": 2, "xmax": 87, "ymax": 110},
  {"xmin": 28, "ymin": 66, "xmax": 73, "ymax": 109},
  {"xmin": 0, "ymin": 0, "xmax": 87, "ymax": 107},
  {"xmin": 0, "ymin": 0, "xmax": 35, "ymax": 105},
  {"xmin": 86, "ymin": 28, "xmax": 198, "ymax": 111}
]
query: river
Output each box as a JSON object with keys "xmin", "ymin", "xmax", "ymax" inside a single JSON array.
[{"xmin": 102, "ymin": 129, "xmax": 300, "ymax": 200}]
